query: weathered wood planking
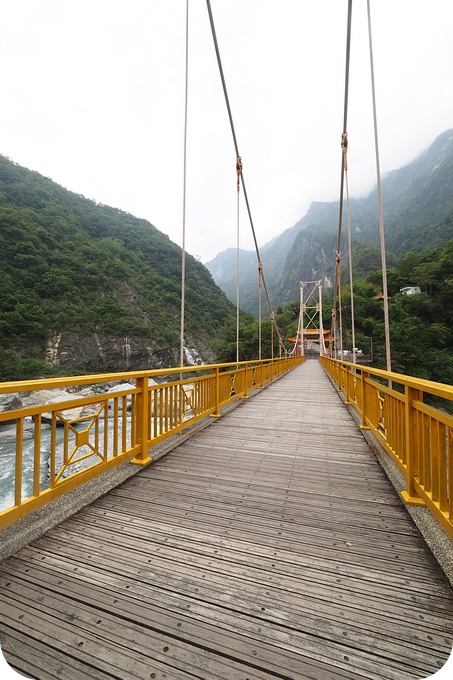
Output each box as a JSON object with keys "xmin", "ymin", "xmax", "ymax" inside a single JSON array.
[{"xmin": 1, "ymin": 360, "xmax": 452, "ymax": 679}]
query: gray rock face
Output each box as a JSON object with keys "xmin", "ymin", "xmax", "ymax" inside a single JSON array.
[
  {"xmin": 0, "ymin": 393, "xmax": 23, "ymax": 425},
  {"xmin": 45, "ymin": 332, "xmax": 179, "ymax": 372},
  {"xmin": 43, "ymin": 332, "xmax": 215, "ymax": 373},
  {"xmin": 0, "ymin": 393, "xmax": 22, "ymax": 414}
]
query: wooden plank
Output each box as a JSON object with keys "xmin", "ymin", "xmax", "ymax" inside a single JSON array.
[
  {"xmin": 4, "ymin": 537, "xmax": 450, "ymax": 662},
  {"xmin": 53, "ymin": 509, "xmax": 447, "ymax": 596},
  {"xmin": 0, "ymin": 575, "xmax": 372, "ymax": 680},
  {"xmin": 1, "ymin": 360, "xmax": 452, "ymax": 680},
  {"xmin": 100, "ymin": 487, "xmax": 428, "ymax": 550},
  {"xmin": 0, "ymin": 626, "xmax": 119, "ymax": 680},
  {"xmin": 29, "ymin": 531, "xmax": 453, "ymax": 628}
]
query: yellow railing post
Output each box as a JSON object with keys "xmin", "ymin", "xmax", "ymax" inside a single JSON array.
[
  {"xmin": 14, "ymin": 420, "xmax": 24, "ymax": 506},
  {"xmin": 345, "ymin": 364, "xmax": 352, "ymax": 404},
  {"xmin": 131, "ymin": 376, "xmax": 153, "ymax": 465},
  {"xmin": 401, "ymin": 385, "xmax": 424, "ymax": 506},
  {"xmin": 333, "ymin": 361, "xmax": 339, "ymax": 387},
  {"xmin": 269, "ymin": 359, "xmax": 274, "ymax": 382},
  {"xmin": 359, "ymin": 368, "xmax": 370, "ymax": 430},
  {"xmin": 211, "ymin": 366, "xmax": 221, "ymax": 418},
  {"xmin": 257, "ymin": 362, "xmax": 265, "ymax": 389},
  {"xmin": 242, "ymin": 363, "xmax": 249, "ymax": 400}
]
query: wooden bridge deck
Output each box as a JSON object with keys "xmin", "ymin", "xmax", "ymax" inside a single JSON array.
[{"xmin": 1, "ymin": 360, "xmax": 452, "ymax": 679}]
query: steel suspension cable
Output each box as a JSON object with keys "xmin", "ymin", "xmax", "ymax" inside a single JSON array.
[
  {"xmin": 180, "ymin": 0, "xmax": 189, "ymax": 372},
  {"xmin": 337, "ymin": 0, "xmax": 353, "ymax": 255},
  {"xmin": 258, "ymin": 263, "xmax": 262, "ymax": 360},
  {"xmin": 205, "ymin": 0, "xmax": 285, "ymax": 356},
  {"xmin": 367, "ymin": 0, "xmax": 391, "ymax": 373},
  {"xmin": 343, "ymin": 134, "xmax": 357, "ymax": 364},
  {"xmin": 331, "ymin": 0, "xmax": 353, "ymax": 358},
  {"xmin": 298, "ymin": 282, "xmax": 305, "ymax": 357},
  {"xmin": 270, "ymin": 312, "xmax": 274, "ymax": 360},
  {"xmin": 236, "ymin": 156, "xmax": 242, "ymax": 364},
  {"xmin": 337, "ymin": 253, "xmax": 344, "ymax": 354}
]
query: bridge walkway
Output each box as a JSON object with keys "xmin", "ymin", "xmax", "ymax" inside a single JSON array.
[{"xmin": 1, "ymin": 360, "xmax": 452, "ymax": 679}]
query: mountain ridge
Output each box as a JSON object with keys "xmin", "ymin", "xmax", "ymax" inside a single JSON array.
[
  {"xmin": 0, "ymin": 155, "xmax": 236, "ymax": 379},
  {"xmin": 206, "ymin": 128, "xmax": 453, "ymax": 313}
]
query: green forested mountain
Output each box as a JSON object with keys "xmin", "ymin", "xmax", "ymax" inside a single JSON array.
[
  {"xmin": 217, "ymin": 240, "xmax": 453, "ymax": 387},
  {"xmin": 3, "ymin": 128, "xmax": 452, "ymax": 385},
  {"xmin": 207, "ymin": 129, "xmax": 453, "ymax": 314},
  {"xmin": 337, "ymin": 241, "xmax": 453, "ymax": 386},
  {"xmin": 0, "ymin": 155, "xmax": 236, "ymax": 380}
]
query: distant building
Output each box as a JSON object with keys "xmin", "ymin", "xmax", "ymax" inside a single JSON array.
[{"xmin": 400, "ymin": 286, "xmax": 421, "ymax": 295}]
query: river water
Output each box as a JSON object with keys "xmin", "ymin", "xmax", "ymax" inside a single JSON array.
[
  {"xmin": 0, "ymin": 417, "xmax": 120, "ymax": 513},
  {"xmin": 0, "ymin": 381, "xmax": 195, "ymax": 514},
  {"xmin": 0, "ymin": 424, "xmax": 55, "ymax": 512}
]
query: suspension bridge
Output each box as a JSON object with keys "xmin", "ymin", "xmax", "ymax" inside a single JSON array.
[
  {"xmin": 1, "ymin": 356, "xmax": 453, "ymax": 679},
  {"xmin": 1, "ymin": 0, "xmax": 453, "ymax": 678}
]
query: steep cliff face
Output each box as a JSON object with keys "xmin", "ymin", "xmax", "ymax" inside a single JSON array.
[
  {"xmin": 275, "ymin": 229, "xmax": 347, "ymax": 304},
  {"xmin": 45, "ymin": 332, "xmax": 176, "ymax": 372},
  {"xmin": 206, "ymin": 129, "xmax": 453, "ymax": 315},
  {"xmin": 44, "ymin": 332, "xmax": 214, "ymax": 373}
]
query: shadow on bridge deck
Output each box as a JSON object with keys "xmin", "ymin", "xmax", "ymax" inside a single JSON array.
[{"xmin": 1, "ymin": 360, "xmax": 452, "ymax": 679}]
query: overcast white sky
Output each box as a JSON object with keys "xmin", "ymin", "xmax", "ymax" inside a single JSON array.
[{"xmin": 0, "ymin": 0, "xmax": 452, "ymax": 264}]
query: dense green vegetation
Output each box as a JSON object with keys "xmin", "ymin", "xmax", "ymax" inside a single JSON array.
[
  {"xmin": 349, "ymin": 241, "xmax": 453, "ymax": 384},
  {"xmin": 2, "ymin": 150, "xmax": 453, "ymax": 388},
  {"xmin": 219, "ymin": 240, "xmax": 453, "ymax": 387},
  {"xmin": 0, "ymin": 155, "xmax": 236, "ymax": 380}
]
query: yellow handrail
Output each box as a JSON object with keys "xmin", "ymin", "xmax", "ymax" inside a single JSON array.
[
  {"xmin": 320, "ymin": 356, "xmax": 453, "ymax": 540},
  {"xmin": 0, "ymin": 356, "xmax": 304, "ymax": 528}
]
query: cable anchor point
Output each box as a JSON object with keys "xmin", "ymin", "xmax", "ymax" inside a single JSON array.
[
  {"xmin": 341, "ymin": 132, "xmax": 348, "ymax": 172},
  {"xmin": 236, "ymin": 155, "xmax": 242, "ymax": 192},
  {"xmin": 257, "ymin": 260, "xmax": 263, "ymax": 287}
]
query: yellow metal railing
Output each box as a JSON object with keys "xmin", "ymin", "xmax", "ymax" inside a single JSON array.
[
  {"xmin": 320, "ymin": 356, "xmax": 453, "ymax": 540},
  {"xmin": 0, "ymin": 356, "xmax": 304, "ymax": 528}
]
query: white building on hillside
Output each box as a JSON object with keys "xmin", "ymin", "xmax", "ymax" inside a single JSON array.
[{"xmin": 400, "ymin": 286, "xmax": 421, "ymax": 295}]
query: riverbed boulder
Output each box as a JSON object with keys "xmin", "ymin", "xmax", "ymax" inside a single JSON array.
[
  {"xmin": 0, "ymin": 393, "xmax": 22, "ymax": 414},
  {"xmin": 0, "ymin": 393, "xmax": 23, "ymax": 425},
  {"xmin": 41, "ymin": 393, "xmax": 100, "ymax": 425},
  {"xmin": 21, "ymin": 389, "xmax": 76, "ymax": 409}
]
